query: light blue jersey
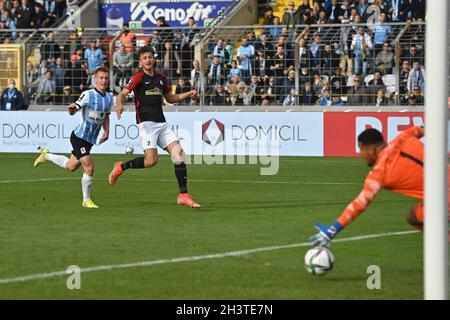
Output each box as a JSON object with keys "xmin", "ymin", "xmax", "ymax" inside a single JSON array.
[{"xmin": 74, "ymin": 89, "xmax": 112, "ymax": 145}]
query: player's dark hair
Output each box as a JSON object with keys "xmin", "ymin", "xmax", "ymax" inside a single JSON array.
[
  {"xmin": 358, "ymin": 128, "xmax": 385, "ymax": 146},
  {"xmin": 139, "ymin": 46, "xmax": 155, "ymax": 57},
  {"xmin": 95, "ymin": 66, "xmax": 109, "ymax": 75}
]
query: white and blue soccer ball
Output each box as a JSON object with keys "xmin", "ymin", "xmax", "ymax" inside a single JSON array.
[
  {"xmin": 304, "ymin": 247, "xmax": 334, "ymax": 275},
  {"xmin": 125, "ymin": 144, "xmax": 134, "ymax": 155}
]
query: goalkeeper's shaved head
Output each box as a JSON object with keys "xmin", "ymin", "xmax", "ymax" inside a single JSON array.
[
  {"xmin": 358, "ymin": 128, "xmax": 386, "ymax": 166},
  {"xmin": 358, "ymin": 128, "xmax": 385, "ymax": 146}
]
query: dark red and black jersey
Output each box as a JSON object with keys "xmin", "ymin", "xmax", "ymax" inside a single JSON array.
[{"xmin": 125, "ymin": 70, "xmax": 171, "ymax": 123}]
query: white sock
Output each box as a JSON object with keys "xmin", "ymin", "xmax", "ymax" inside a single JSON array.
[
  {"xmin": 82, "ymin": 173, "xmax": 93, "ymax": 202},
  {"xmin": 46, "ymin": 153, "xmax": 69, "ymax": 169}
]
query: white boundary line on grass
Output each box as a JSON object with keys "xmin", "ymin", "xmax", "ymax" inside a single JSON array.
[
  {"xmin": 0, "ymin": 177, "xmax": 361, "ymax": 186},
  {"xmin": 0, "ymin": 230, "xmax": 418, "ymax": 285}
]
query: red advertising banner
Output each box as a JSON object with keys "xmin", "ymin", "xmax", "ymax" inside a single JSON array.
[{"xmin": 324, "ymin": 112, "xmax": 424, "ymax": 157}]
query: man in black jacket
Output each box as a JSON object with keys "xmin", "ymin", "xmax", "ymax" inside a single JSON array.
[{"xmin": 0, "ymin": 79, "xmax": 25, "ymax": 110}]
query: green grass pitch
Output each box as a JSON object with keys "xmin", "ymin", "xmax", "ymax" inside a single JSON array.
[{"xmin": 0, "ymin": 153, "xmax": 426, "ymax": 299}]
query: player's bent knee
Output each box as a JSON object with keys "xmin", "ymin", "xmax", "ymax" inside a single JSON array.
[
  {"xmin": 84, "ymin": 166, "xmax": 94, "ymax": 176},
  {"xmin": 144, "ymin": 157, "xmax": 158, "ymax": 168}
]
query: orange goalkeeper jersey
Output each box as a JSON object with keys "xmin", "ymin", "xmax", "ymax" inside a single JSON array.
[{"xmin": 337, "ymin": 126, "xmax": 426, "ymax": 227}]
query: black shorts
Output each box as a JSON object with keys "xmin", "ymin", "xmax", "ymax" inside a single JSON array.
[{"xmin": 70, "ymin": 131, "xmax": 93, "ymax": 160}]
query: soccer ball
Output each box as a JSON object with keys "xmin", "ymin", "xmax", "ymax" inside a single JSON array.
[
  {"xmin": 304, "ymin": 247, "xmax": 334, "ymax": 275},
  {"xmin": 125, "ymin": 144, "xmax": 134, "ymax": 154}
]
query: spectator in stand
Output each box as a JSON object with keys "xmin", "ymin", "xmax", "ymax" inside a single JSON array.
[
  {"xmin": 14, "ymin": 31, "xmax": 28, "ymax": 44},
  {"xmin": 65, "ymin": 55, "xmax": 87, "ymax": 95},
  {"xmin": 43, "ymin": 0, "xmax": 58, "ymax": 25},
  {"xmin": 411, "ymin": 85, "xmax": 424, "ymax": 105},
  {"xmin": 10, "ymin": 0, "xmax": 21, "ymax": 21},
  {"xmin": 296, "ymin": 0, "xmax": 313, "ymax": 20},
  {"xmin": 282, "ymin": 69, "xmax": 296, "ymax": 102},
  {"xmin": 309, "ymin": 33, "xmax": 322, "ymax": 72},
  {"xmin": 301, "ymin": 82, "xmax": 315, "ymax": 105},
  {"xmin": 208, "ymin": 55, "xmax": 224, "ymax": 87},
  {"xmin": 61, "ymin": 85, "xmax": 74, "ymax": 105},
  {"xmin": 161, "ymin": 41, "xmax": 181, "ymax": 82},
  {"xmin": 15, "ymin": 0, "xmax": 34, "ymax": 28},
  {"xmin": 33, "ymin": 3, "xmax": 50, "ymax": 28},
  {"xmin": 319, "ymin": 88, "xmax": 332, "ymax": 106},
  {"xmin": 261, "ymin": 75, "xmax": 277, "ymax": 103},
  {"xmin": 326, "ymin": 0, "xmax": 342, "ymax": 23},
  {"xmin": 401, "ymin": 45, "xmax": 424, "ymax": 67},
  {"xmin": 227, "ymin": 59, "xmax": 241, "ymax": 82},
  {"xmin": 321, "ymin": 42, "xmax": 340, "ymax": 76},
  {"xmin": 269, "ymin": 16, "xmax": 282, "ymax": 39},
  {"xmin": 36, "ymin": 70, "xmax": 56, "ymax": 104},
  {"xmin": 271, "ymin": 45, "xmax": 288, "ymax": 87},
  {"xmin": 213, "ymin": 38, "xmax": 227, "ymax": 63},
  {"xmin": 255, "ymin": 51, "xmax": 271, "ymax": 79},
  {"xmin": 249, "ymin": 75, "xmax": 263, "ymax": 105},
  {"xmin": 156, "ymin": 16, "xmax": 173, "ymax": 44},
  {"xmin": 175, "ymin": 78, "xmax": 192, "ymax": 106},
  {"xmin": 233, "ymin": 82, "xmax": 250, "ymax": 106},
  {"xmin": 210, "ymin": 83, "xmax": 230, "ymax": 106},
  {"xmin": 390, "ymin": 0, "xmax": 409, "ymax": 22},
  {"xmin": 299, "ymin": 66, "xmax": 313, "ymax": 91},
  {"xmin": 263, "ymin": 7, "xmax": 275, "ymax": 25},
  {"xmin": 399, "ymin": 60, "xmax": 411, "ymax": 103},
  {"xmin": 282, "ymin": 2, "xmax": 298, "ymax": 27},
  {"xmin": 375, "ymin": 41, "xmax": 394, "ymax": 74},
  {"xmin": 340, "ymin": 0, "xmax": 353, "ymax": 21},
  {"xmin": 373, "ymin": 13, "xmax": 392, "ymax": 56},
  {"xmin": 375, "ymin": 89, "xmax": 390, "ymax": 107},
  {"xmin": 357, "ymin": 0, "xmax": 371, "ymax": 22},
  {"xmin": 255, "ymin": 32, "xmax": 274, "ymax": 60},
  {"xmin": 351, "ymin": 27, "xmax": 373, "ymax": 76},
  {"xmin": 1, "ymin": 11, "xmax": 17, "ymax": 39},
  {"xmin": 84, "ymin": 41, "xmax": 103, "ymax": 81},
  {"xmin": 297, "ymin": 37, "xmax": 311, "ymax": 68},
  {"xmin": 330, "ymin": 67, "xmax": 347, "ymax": 96},
  {"xmin": 409, "ymin": 0, "xmax": 426, "ymax": 21},
  {"xmin": 41, "ymin": 31, "xmax": 61, "ymax": 64},
  {"xmin": 331, "ymin": 94, "xmax": 346, "ymax": 106},
  {"xmin": 224, "ymin": 39, "xmax": 235, "ymax": 68},
  {"xmin": 237, "ymin": 36, "xmax": 255, "ymax": 84},
  {"xmin": 283, "ymin": 88, "xmax": 298, "ymax": 106},
  {"xmin": 407, "ymin": 60, "xmax": 425, "ymax": 93},
  {"xmin": 0, "ymin": 79, "xmax": 24, "ymax": 110},
  {"xmin": 26, "ymin": 61, "xmax": 38, "ymax": 100},
  {"xmin": 36, "ymin": 58, "xmax": 49, "ymax": 80},
  {"xmin": 191, "ymin": 59, "xmax": 205, "ymax": 97},
  {"xmin": 347, "ymin": 74, "xmax": 368, "ymax": 106},
  {"xmin": 51, "ymin": 57, "xmax": 65, "ymax": 103},
  {"xmin": 113, "ymin": 43, "xmax": 133, "ymax": 89},
  {"xmin": 118, "ymin": 24, "xmax": 136, "ymax": 52},
  {"xmin": 367, "ymin": 71, "xmax": 386, "ymax": 104}
]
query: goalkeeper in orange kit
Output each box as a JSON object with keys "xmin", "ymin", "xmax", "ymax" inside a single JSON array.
[{"xmin": 309, "ymin": 126, "xmax": 450, "ymax": 247}]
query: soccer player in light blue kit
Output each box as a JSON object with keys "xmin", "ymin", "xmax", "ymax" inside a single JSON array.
[{"xmin": 33, "ymin": 67, "xmax": 112, "ymax": 208}]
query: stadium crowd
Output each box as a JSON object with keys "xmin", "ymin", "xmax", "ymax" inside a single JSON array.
[{"xmin": 0, "ymin": 0, "xmax": 427, "ymax": 107}]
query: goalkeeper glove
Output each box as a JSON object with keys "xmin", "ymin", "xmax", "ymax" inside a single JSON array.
[{"xmin": 308, "ymin": 221, "xmax": 343, "ymax": 247}]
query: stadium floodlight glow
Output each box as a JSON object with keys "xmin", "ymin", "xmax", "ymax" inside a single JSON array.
[{"xmin": 424, "ymin": 0, "xmax": 448, "ymax": 300}]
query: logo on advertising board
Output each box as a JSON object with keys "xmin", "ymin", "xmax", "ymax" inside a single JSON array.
[
  {"xmin": 202, "ymin": 118, "xmax": 224, "ymax": 146},
  {"xmin": 131, "ymin": 2, "xmax": 214, "ymax": 25},
  {"xmin": 323, "ymin": 112, "xmax": 425, "ymax": 157}
]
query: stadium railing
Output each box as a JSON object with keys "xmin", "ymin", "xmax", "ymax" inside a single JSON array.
[{"xmin": 0, "ymin": 21, "xmax": 426, "ymax": 109}]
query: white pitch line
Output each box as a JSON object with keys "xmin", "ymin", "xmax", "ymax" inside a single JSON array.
[
  {"xmin": 0, "ymin": 230, "xmax": 418, "ymax": 285},
  {"xmin": 0, "ymin": 177, "xmax": 360, "ymax": 186}
]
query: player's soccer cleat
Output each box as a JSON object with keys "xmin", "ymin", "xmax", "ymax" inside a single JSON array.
[
  {"xmin": 33, "ymin": 148, "xmax": 49, "ymax": 167},
  {"xmin": 108, "ymin": 161, "xmax": 123, "ymax": 185},
  {"xmin": 177, "ymin": 193, "xmax": 202, "ymax": 208},
  {"xmin": 82, "ymin": 199, "xmax": 99, "ymax": 209}
]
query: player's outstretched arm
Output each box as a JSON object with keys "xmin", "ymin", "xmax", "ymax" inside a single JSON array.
[
  {"xmin": 99, "ymin": 113, "xmax": 110, "ymax": 145},
  {"xmin": 116, "ymin": 88, "xmax": 130, "ymax": 120},
  {"xmin": 164, "ymin": 90, "xmax": 197, "ymax": 104},
  {"xmin": 308, "ymin": 171, "xmax": 383, "ymax": 247}
]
